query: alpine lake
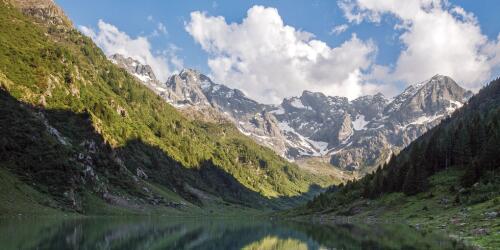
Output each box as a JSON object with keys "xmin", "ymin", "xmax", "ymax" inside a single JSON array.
[{"xmin": 0, "ymin": 216, "xmax": 471, "ymax": 250}]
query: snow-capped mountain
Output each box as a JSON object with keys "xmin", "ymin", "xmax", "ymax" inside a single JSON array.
[
  {"xmin": 329, "ymin": 75, "xmax": 472, "ymax": 171},
  {"xmin": 110, "ymin": 54, "xmax": 472, "ymax": 174}
]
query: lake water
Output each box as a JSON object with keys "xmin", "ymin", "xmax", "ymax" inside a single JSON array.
[{"xmin": 0, "ymin": 217, "xmax": 469, "ymax": 250}]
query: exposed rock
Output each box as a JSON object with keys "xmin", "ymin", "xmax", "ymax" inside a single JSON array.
[
  {"xmin": 338, "ymin": 115, "xmax": 353, "ymax": 143},
  {"xmin": 33, "ymin": 111, "xmax": 70, "ymax": 146},
  {"xmin": 9, "ymin": 0, "xmax": 72, "ymax": 27},
  {"xmin": 110, "ymin": 54, "xmax": 157, "ymax": 82},
  {"xmin": 485, "ymin": 211, "xmax": 498, "ymax": 219},
  {"xmin": 116, "ymin": 105, "xmax": 127, "ymax": 117},
  {"xmin": 471, "ymin": 228, "xmax": 490, "ymax": 236},
  {"xmin": 136, "ymin": 168, "xmax": 148, "ymax": 179},
  {"xmin": 164, "ymin": 69, "xmax": 211, "ymax": 106}
]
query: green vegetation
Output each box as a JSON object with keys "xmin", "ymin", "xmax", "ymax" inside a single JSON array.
[
  {"xmin": 0, "ymin": 168, "xmax": 63, "ymax": 216},
  {"xmin": 0, "ymin": 1, "xmax": 334, "ymax": 215}
]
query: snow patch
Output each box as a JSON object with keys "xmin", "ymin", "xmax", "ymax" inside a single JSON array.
[
  {"xmin": 446, "ymin": 100, "xmax": 463, "ymax": 112},
  {"xmin": 200, "ymin": 79, "xmax": 212, "ymax": 90},
  {"xmin": 278, "ymin": 122, "xmax": 329, "ymax": 156},
  {"xmin": 289, "ymin": 98, "xmax": 312, "ymax": 110},
  {"xmin": 269, "ymin": 107, "xmax": 285, "ymax": 115},
  {"xmin": 212, "ymin": 85, "xmax": 220, "ymax": 93},
  {"xmin": 405, "ymin": 113, "xmax": 445, "ymax": 127},
  {"xmin": 353, "ymin": 115, "xmax": 369, "ymax": 130},
  {"xmin": 133, "ymin": 73, "xmax": 151, "ymax": 82},
  {"xmin": 225, "ymin": 90, "xmax": 234, "ymax": 98},
  {"xmin": 155, "ymin": 86, "xmax": 166, "ymax": 92}
]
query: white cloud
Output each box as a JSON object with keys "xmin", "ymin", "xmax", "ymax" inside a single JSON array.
[
  {"xmin": 340, "ymin": 0, "xmax": 500, "ymax": 91},
  {"xmin": 79, "ymin": 20, "xmax": 181, "ymax": 82},
  {"xmin": 157, "ymin": 22, "xmax": 167, "ymax": 35},
  {"xmin": 185, "ymin": 6, "xmax": 377, "ymax": 103},
  {"xmin": 330, "ymin": 24, "xmax": 349, "ymax": 35},
  {"xmin": 149, "ymin": 22, "xmax": 168, "ymax": 38}
]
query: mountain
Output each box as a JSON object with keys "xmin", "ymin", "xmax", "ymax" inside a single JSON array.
[
  {"xmin": 112, "ymin": 55, "xmax": 472, "ymax": 175},
  {"xmin": 329, "ymin": 75, "xmax": 472, "ymax": 172},
  {"xmin": 293, "ymin": 78, "xmax": 500, "ymax": 248},
  {"xmin": 0, "ymin": 0, "xmax": 335, "ymax": 215}
]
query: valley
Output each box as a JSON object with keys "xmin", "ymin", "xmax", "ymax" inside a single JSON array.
[{"xmin": 0, "ymin": 0, "xmax": 498, "ymax": 249}]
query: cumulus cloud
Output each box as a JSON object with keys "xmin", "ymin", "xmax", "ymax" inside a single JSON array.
[
  {"xmin": 330, "ymin": 24, "xmax": 349, "ymax": 35},
  {"xmin": 340, "ymin": 0, "xmax": 500, "ymax": 91},
  {"xmin": 185, "ymin": 6, "xmax": 377, "ymax": 103},
  {"xmin": 79, "ymin": 20, "xmax": 180, "ymax": 82}
]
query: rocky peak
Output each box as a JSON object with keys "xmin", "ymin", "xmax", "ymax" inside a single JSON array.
[
  {"xmin": 9, "ymin": 0, "xmax": 72, "ymax": 27},
  {"xmin": 385, "ymin": 74, "xmax": 472, "ymax": 123},
  {"xmin": 110, "ymin": 54, "xmax": 157, "ymax": 82},
  {"xmin": 352, "ymin": 93, "xmax": 388, "ymax": 120},
  {"xmin": 165, "ymin": 69, "xmax": 210, "ymax": 106}
]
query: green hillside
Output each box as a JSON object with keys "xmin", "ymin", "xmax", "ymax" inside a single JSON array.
[
  {"xmin": 291, "ymin": 78, "xmax": 500, "ymax": 248},
  {"xmin": 0, "ymin": 1, "xmax": 334, "ymax": 215}
]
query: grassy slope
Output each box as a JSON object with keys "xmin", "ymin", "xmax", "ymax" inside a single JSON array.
[
  {"xmin": 0, "ymin": 168, "xmax": 63, "ymax": 216},
  {"xmin": 0, "ymin": 1, "xmax": 336, "ymax": 214}
]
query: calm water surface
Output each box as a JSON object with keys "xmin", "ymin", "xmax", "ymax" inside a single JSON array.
[{"xmin": 0, "ymin": 217, "xmax": 469, "ymax": 250}]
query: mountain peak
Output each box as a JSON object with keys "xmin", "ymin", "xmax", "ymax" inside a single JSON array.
[
  {"xmin": 384, "ymin": 74, "xmax": 471, "ymax": 123},
  {"xmin": 109, "ymin": 54, "xmax": 157, "ymax": 82},
  {"xmin": 9, "ymin": 0, "xmax": 72, "ymax": 27},
  {"xmin": 179, "ymin": 68, "xmax": 199, "ymax": 77},
  {"xmin": 430, "ymin": 73, "xmax": 449, "ymax": 80},
  {"xmin": 301, "ymin": 90, "xmax": 326, "ymax": 99}
]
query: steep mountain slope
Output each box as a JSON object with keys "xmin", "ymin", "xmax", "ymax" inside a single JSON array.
[
  {"xmin": 293, "ymin": 78, "xmax": 500, "ymax": 248},
  {"xmin": 0, "ymin": 0, "xmax": 334, "ymax": 214},
  {"xmin": 112, "ymin": 54, "xmax": 472, "ymax": 175}
]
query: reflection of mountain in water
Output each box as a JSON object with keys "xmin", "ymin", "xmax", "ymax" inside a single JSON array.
[{"xmin": 0, "ymin": 218, "xmax": 471, "ymax": 250}]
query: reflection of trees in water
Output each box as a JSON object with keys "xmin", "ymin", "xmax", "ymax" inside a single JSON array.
[
  {"xmin": 287, "ymin": 222, "xmax": 471, "ymax": 250},
  {"xmin": 0, "ymin": 218, "xmax": 470, "ymax": 250}
]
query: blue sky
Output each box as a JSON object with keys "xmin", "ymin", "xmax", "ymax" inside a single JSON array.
[{"xmin": 55, "ymin": 0, "xmax": 500, "ymax": 103}]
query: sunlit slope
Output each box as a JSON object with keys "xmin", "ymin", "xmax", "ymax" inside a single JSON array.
[{"xmin": 0, "ymin": 1, "xmax": 334, "ymax": 213}]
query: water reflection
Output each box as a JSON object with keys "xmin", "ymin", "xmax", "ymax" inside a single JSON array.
[{"xmin": 0, "ymin": 217, "xmax": 469, "ymax": 250}]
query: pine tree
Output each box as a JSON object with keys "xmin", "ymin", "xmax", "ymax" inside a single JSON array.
[{"xmin": 403, "ymin": 162, "xmax": 428, "ymax": 195}]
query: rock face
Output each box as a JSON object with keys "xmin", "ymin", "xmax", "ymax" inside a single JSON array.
[
  {"xmin": 110, "ymin": 54, "xmax": 472, "ymax": 174},
  {"xmin": 110, "ymin": 54, "xmax": 157, "ymax": 82},
  {"xmin": 164, "ymin": 69, "xmax": 211, "ymax": 106},
  {"xmin": 329, "ymin": 75, "xmax": 472, "ymax": 172},
  {"xmin": 9, "ymin": 0, "xmax": 72, "ymax": 27}
]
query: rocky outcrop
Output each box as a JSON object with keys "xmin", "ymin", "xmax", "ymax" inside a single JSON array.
[
  {"xmin": 337, "ymin": 115, "xmax": 353, "ymax": 143},
  {"xmin": 110, "ymin": 54, "xmax": 157, "ymax": 82},
  {"xmin": 385, "ymin": 75, "xmax": 472, "ymax": 123},
  {"xmin": 164, "ymin": 69, "xmax": 211, "ymax": 106},
  {"xmin": 9, "ymin": 0, "xmax": 72, "ymax": 27}
]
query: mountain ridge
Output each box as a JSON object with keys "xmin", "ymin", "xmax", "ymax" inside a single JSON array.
[{"xmin": 110, "ymin": 53, "xmax": 473, "ymax": 174}]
